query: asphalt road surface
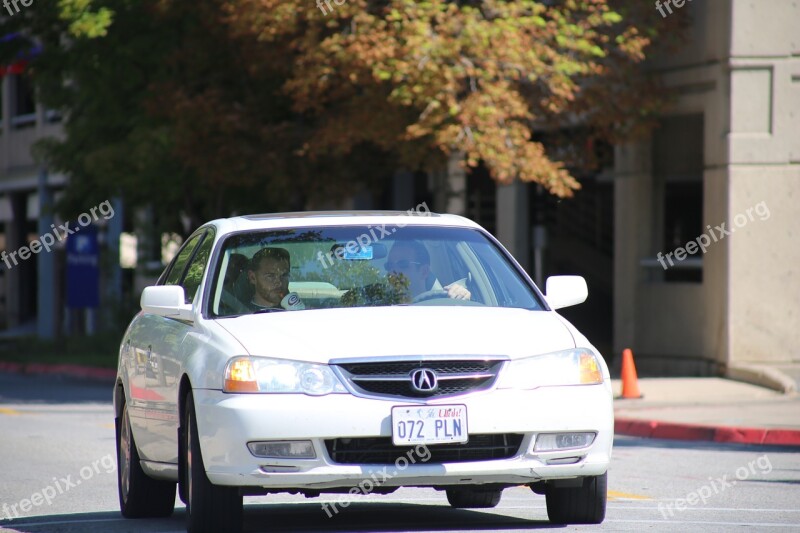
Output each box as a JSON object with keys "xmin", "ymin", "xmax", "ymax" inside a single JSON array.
[{"xmin": 1, "ymin": 371, "xmax": 799, "ymax": 532}]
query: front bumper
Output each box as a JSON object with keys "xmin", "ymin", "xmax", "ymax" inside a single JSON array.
[{"xmin": 192, "ymin": 384, "xmax": 613, "ymax": 489}]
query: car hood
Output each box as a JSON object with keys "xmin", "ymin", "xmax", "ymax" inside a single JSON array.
[{"xmin": 215, "ymin": 307, "xmax": 576, "ymax": 363}]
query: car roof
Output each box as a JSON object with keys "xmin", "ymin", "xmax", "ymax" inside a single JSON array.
[{"xmin": 203, "ymin": 211, "xmax": 484, "ymax": 235}]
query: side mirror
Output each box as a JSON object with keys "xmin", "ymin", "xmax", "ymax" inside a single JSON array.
[
  {"xmin": 141, "ymin": 286, "xmax": 194, "ymax": 321},
  {"xmin": 545, "ymin": 276, "xmax": 588, "ymax": 310}
]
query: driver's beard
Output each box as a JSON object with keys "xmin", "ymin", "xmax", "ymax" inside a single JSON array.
[{"xmin": 257, "ymin": 286, "xmax": 287, "ymax": 307}]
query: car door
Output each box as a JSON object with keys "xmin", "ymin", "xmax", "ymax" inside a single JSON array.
[
  {"xmin": 128, "ymin": 230, "xmax": 206, "ymax": 462},
  {"xmin": 145, "ymin": 228, "xmax": 216, "ymax": 463}
]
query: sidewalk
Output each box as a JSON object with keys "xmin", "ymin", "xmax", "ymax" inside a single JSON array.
[{"xmin": 613, "ymin": 375, "xmax": 800, "ymax": 446}]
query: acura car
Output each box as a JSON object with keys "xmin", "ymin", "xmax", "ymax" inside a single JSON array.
[{"xmin": 114, "ymin": 211, "xmax": 613, "ymax": 532}]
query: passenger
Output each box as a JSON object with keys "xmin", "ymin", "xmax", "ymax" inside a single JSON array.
[{"xmin": 385, "ymin": 241, "xmax": 470, "ymax": 301}]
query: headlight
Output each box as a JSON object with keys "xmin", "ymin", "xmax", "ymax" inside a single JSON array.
[
  {"xmin": 224, "ymin": 357, "xmax": 347, "ymax": 395},
  {"xmin": 495, "ymin": 348, "xmax": 604, "ymax": 389}
]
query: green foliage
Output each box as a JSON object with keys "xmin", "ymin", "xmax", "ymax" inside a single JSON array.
[{"xmin": 58, "ymin": 0, "xmax": 113, "ymax": 37}]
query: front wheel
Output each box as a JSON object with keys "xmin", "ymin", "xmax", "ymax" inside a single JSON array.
[
  {"xmin": 184, "ymin": 390, "xmax": 243, "ymax": 533},
  {"xmin": 545, "ymin": 473, "xmax": 607, "ymax": 524},
  {"xmin": 116, "ymin": 398, "xmax": 176, "ymax": 518}
]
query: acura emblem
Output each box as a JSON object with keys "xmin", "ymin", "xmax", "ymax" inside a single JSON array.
[{"xmin": 410, "ymin": 368, "xmax": 438, "ymax": 393}]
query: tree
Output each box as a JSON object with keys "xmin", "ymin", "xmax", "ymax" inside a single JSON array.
[
  {"xmin": 1, "ymin": 0, "xmax": 682, "ymax": 231},
  {"xmin": 224, "ymin": 0, "xmax": 683, "ymax": 196}
]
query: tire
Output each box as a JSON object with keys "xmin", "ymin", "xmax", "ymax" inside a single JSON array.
[
  {"xmin": 116, "ymin": 398, "xmax": 177, "ymax": 518},
  {"xmin": 545, "ymin": 473, "xmax": 607, "ymax": 524},
  {"xmin": 446, "ymin": 487, "xmax": 503, "ymax": 508},
  {"xmin": 184, "ymin": 391, "xmax": 243, "ymax": 533},
  {"xmin": 178, "ymin": 423, "xmax": 188, "ymax": 505}
]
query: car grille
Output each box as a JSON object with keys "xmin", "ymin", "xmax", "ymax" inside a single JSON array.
[
  {"xmin": 325, "ymin": 434, "xmax": 524, "ymax": 464},
  {"xmin": 335, "ymin": 359, "xmax": 504, "ymax": 399}
]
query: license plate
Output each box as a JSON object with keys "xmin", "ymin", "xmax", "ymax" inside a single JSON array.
[{"xmin": 391, "ymin": 404, "xmax": 468, "ymax": 445}]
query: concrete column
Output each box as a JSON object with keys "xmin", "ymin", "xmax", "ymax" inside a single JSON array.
[
  {"xmin": 445, "ymin": 152, "xmax": 467, "ymax": 215},
  {"xmin": 1, "ymin": 75, "xmax": 10, "ymax": 165},
  {"xmin": 37, "ymin": 168, "xmax": 57, "ymax": 339},
  {"xmin": 429, "ymin": 152, "xmax": 468, "ymax": 215},
  {"xmin": 133, "ymin": 205, "xmax": 161, "ymax": 295},
  {"xmin": 613, "ymin": 141, "xmax": 652, "ymax": 358},
  {"xmin": 106, "ymin": 197, "xmax": 124, "ymax": 307},
  {"xmin": 391, "ymin": 170, "xmax": 414, "ymax": 210},
  {"xmin": 6, "ymin": 192, "xmax": 28, "ymax": 328},
  {"xmin": 495, "ymin": 181, "xmax": 530, "ymax": 273}
]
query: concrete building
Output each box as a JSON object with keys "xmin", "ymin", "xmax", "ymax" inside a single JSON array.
[
  {"xmin": 0, "ymin": 51, "xmax": 123, "ymax": 339},
  {"xmin": 613, "ymin": 0, "xmax": 800, "ymax": 376},
  {"xmin": 0, "ymin": 62, "xmax": 65, "ymax": 338}
]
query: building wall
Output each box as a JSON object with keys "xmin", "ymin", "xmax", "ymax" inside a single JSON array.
[
  {"xmin": 727, "ymin": 0, "xmax": 800, "ymax": 364},
  {"xmin": 614, "ymin": 0, "xmax": 800, "ymax": 374}
]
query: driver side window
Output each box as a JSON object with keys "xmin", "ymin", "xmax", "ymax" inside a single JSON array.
[
  {"xmin": 163, "ymin": 234, "xmax": 203, "ymax": 286},
  {"xmin": 181, "ymin": 233, "xmax": 215, "ymax": 304}
]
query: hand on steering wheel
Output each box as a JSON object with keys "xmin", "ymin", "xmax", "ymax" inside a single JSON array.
[
  {"xmin": 443, "ymin": 282, "xmax": 471, "ymax": 300},
  {"xmin": 412, "ymin": 289, "xmax": 450, "ymax": 303}
]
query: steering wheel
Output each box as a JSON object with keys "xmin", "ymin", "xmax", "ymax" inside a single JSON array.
[{"xmin": 412, "ymin": 289, "xmax": 450, "ymax": 303}]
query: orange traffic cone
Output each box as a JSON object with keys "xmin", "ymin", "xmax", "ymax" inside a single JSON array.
[{"xmin": 620, "ymin": 348, "xmax": 643, "ymax": 399}]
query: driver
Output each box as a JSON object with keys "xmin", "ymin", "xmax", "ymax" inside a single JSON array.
[
  {"xmin": 385, "ymin": 240, "xmax": 470, "ymax": 301},
  {"xmin": 247, "ymin": 247, "xmax": 305, "ymax": 310}
]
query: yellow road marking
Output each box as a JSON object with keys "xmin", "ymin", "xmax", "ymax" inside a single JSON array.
[
  {"xmin": 608, "ymin": 490, "xmax": 652, "ymax": 501},
  {"xmin": 101, "ymin": 423, "xmax": 116, "ymax": 429},
  {"xmin": 513, "ymin": 486, "xmax": 653, "ymax": 502},
  {"xmin": 0, "ymin": 407, "xmax": 20, "ymax": 416}
]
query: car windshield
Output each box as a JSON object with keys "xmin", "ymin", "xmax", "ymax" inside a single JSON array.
[{"xmin": 208, "ymin": 225, "xmax": 544, "ymax": 316}]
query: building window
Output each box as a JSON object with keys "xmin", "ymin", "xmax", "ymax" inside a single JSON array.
[
  {"xmin": 652, "ymin": 114, "xmax": 704, "ymax": 282},
  {"xmin": 10, "ymin": 74, "xmax": 36, "ymax": 129},
  {"xmin": 45, "ymin": 109, "xmax": 62, "ymax": 123}
]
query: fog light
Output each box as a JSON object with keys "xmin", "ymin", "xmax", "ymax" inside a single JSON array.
[
  {"xmin": 534, "ymin": 432, "xmax": 596, "ymax": 452},
  {"xmin": 247, "ymin": 440, "xmax": 316, "ymax": 459}
]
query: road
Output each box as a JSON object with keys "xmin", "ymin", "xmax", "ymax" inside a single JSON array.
[{"xmin": 1, "ymin": 372, "xmax": 799, "ymax": 532}]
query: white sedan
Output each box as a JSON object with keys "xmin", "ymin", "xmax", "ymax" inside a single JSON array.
[{"xmin": 114, "ymin": 211, "xmax": 613, "ymax": 533}]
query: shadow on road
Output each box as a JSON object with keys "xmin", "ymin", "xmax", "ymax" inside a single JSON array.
[{"xmin": 0, "ymin": 501, "xmax": 565, "ymax": 532}]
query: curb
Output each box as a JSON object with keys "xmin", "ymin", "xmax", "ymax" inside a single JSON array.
[
  {"xmin": 615, "ymin": 417, "xmax": 800, "ymax": 447},
  {"xmin": 0, "ymin": 361, "xmax": 116, "ymax": 381},
  {"xmin": 726, "ymin": 363, "xmax": 797, "ymax": 395}
]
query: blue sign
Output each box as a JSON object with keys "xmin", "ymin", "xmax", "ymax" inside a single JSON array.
[{"xmin": 66, "ymin": 225, "xmax": 99, "ymax": 308}]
